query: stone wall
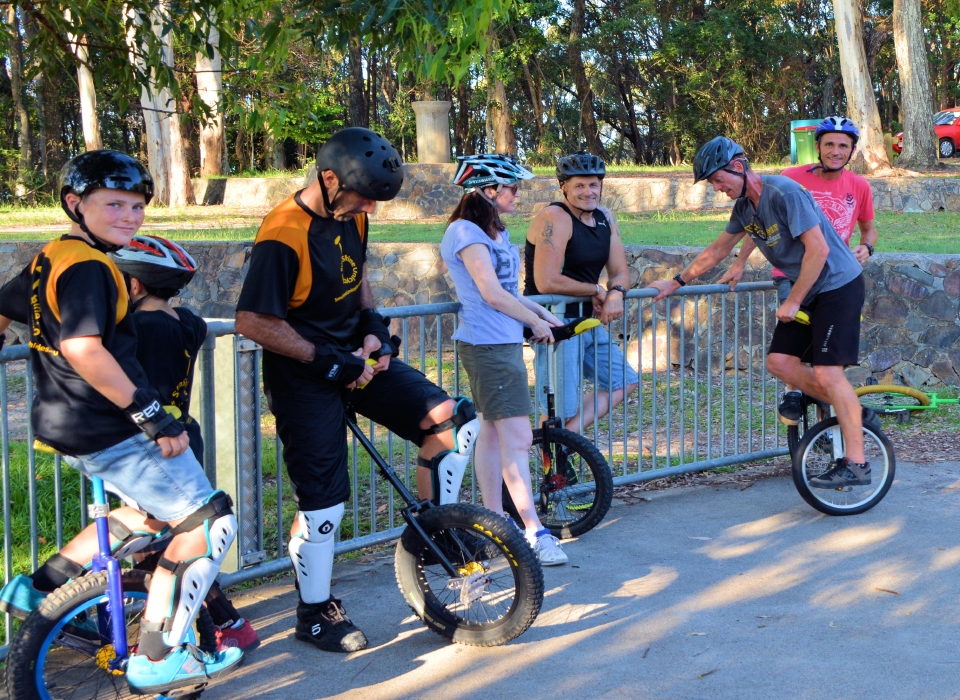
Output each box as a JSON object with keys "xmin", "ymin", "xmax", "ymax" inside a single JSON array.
[
  {"xmin": 2, "ymin": 240, "xmax": 959, "ymax": 388},
  {"xmin": 191, "ymin": 164, "xmax": 960, "ymax": 216}
]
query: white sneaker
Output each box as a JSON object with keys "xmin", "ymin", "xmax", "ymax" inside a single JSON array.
[{"xmin": 532, "ymin": 530, "xmax": 568, "ymax": 566}]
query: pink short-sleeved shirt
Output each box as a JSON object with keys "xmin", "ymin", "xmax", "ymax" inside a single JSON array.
[{"xmin": 771, "ymin": 166, "xmax": 875, "ymax": 278}]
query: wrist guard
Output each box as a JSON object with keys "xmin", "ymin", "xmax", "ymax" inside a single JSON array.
[
  {"xmin": 125, "ymin": 388, "xmax": 185, "ymax": 441},
  {"xmin": 370, "ymin": 334, "xmax": 401, "ymax": 361},
  {"xmin": 359, "ymin": 309, "xmax": 392, "ymax": 348},
  {"xmin": 307, "ymin": 344, "xmax": 367, "ymax": 385}
]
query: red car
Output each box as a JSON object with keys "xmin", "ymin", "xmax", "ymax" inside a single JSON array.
[{"xmin": 893, "ymin": 109, "xmax": 960, "ymax": 158}]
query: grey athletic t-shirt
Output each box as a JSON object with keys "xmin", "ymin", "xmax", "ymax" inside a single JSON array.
[
  {"xmin": 441, "ymin": 219, "xmax": 524, "ymax": 345},
  {"xmin": 725, "ymin": 175, "xmax": 861, "ymax": 303}
]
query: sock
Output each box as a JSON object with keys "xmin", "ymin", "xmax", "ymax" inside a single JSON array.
[
  {"xmin": 785, "ymin": 390, "xmax": 801, "ymax": 396},
  {"xmin": 30, "ymin": 553, "xmax": 84, "ymax": 593},
  {"xmin": 231, "ymin": 618, "xmax": 245, "ymax": 629},
  {"xmin": 204, "ymin": 582, "xmax": 242, "ymax": 627},
  {"xmin": 138, "ymin": 623, "xmax": 173, "ymax": 661},
  {"xmin": 525, "ymin": 527, "xmax": 543, "ymax": 545}
]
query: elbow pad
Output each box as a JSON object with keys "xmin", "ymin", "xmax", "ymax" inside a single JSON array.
[
  {"xmin": 307, "ymin": 343, "xmax": 367, "ymax": 385},
  {"xmin": 125, "ymin": 388, "xmax": 185, "ymax": 441},
  {"xmin": 359, "ymin": 309, "xmax": 392, "ymax": 348}
]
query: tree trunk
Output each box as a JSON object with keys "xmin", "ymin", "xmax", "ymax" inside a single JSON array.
[
  {"xmin": 154, "ymin": 2, "xmax": 194, "ymax": 205},
  {"xmin": 347, "ymin": 36, "xmax": 368, "ymax": 128},
  {"xmin": 6, "ymin": 4, "xmax": 34, "ymax": 200},
  {"xmin": 569, "ymin": 0, "xmax": 604, "ymax": 156},
  {"xmin": 893, "ymin": 0, "xmax": 940, "ymax": 168},
  {"xmin": 195, "ymin": 15, "xmax": 225, "ymax": 177},
  {"xmin": 831, "ymin": 0, "xmax": 893, "ymax": 173},
  {"xmin": 64, "ymin": 9, "xmax": 102, "ymax": 151},
  {"xmin": 488, "ymin": 72, "xmax": 517, "ymax": 155},
  {"xmin": 265, "ymin": 133, "xmax": 285, "ymax": 170},
  {"xmin": 125, "ymin": 6, "xmax": 169, "ymax": 204},
  {"xmin": 821, "ymin": 75, "xmax": 838, "ymax": 117}
]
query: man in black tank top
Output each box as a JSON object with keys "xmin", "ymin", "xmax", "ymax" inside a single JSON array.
[{"xmin": 524, "ymin": 151, "xmax": 639, "ymax": 433}]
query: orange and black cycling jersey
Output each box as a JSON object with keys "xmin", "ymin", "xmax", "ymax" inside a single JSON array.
[
  {"xmin": 236, "ymin": 191, "xmax": 368, "ymax": 351},
  {"xmin": 0, "ymin": 236, "xmax": 147, "ymax": 455}
]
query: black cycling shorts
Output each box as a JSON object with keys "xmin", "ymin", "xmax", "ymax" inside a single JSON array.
[
  {"xmin": 767, "ymin": 274, "xmax": 864, "ymax": 367},
  {"xmin": 263, "ymin": 355, "xmax": 450, "ymax": 511}
]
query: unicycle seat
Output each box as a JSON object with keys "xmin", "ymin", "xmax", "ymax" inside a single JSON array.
[{"xmin": 523, "ymin": 316, "xmax": 601, "ymax": 343}]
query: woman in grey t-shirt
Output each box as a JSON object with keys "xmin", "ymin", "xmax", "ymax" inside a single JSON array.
[{"xmin": 441, "ymin": 154, "xmax": 569, "ymax": 566}]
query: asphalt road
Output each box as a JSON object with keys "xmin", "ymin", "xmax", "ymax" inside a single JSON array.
[{"xmin": 204, "ymin": 461, "xmax": 960, "ymax": 700}]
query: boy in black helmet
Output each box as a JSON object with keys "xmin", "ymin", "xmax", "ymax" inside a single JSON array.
[
  {"xmin": 0, "ymin": 151, "xmax": 243, "ymax": 694},
  {"xmin": 235, "ymin": 128, "xmax": 480, "ymax": 653}
]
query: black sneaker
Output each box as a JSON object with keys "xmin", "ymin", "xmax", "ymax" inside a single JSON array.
[
  {"xmin": 808, "ymin": 459, "xmax": 872, "ymax": 489},
  {"xmin": 778, "ymin": 391, "xmax": 803, "ymax": 426},
  {"xmin": 295, "ymin": 597, "xmax": 368, "ymax": 652},
  {"xmin": 861, "ymin": 407, "xmax": 881, "ymax": 432}
]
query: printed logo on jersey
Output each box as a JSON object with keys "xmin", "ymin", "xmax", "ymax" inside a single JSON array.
[
  {"xmin": 333, "ymin": 234, "xmax": 362, "ymax": 303},
  {"xmin": 810, "ymin": 191, "xmax": 856, "ymax": 243},
  {"xmin": 492, "ymin": 246, "xmax": 519, "ymax": 296}
]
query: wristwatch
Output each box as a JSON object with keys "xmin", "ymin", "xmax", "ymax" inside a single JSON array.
[
  {"xmin": 673, "ymin": 274, "xmax": 687, "ymax": 287},
  {"xmin": 864, "ymin": 243, "xmax": 875, "ymax": 256},
  {"xmin": 607, "ymin": 285, "xmax": 627, "ymax": 296}
]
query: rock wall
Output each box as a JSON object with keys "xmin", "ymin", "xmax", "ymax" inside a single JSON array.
[
  {"xmin": 192, "ymin": 165, "xmax": 960, "ymax": 216},
  {"xmin": 1, "ymin": 240, "xmax": 959, "ymax": 388}
]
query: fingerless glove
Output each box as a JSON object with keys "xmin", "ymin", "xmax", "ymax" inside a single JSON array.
[{"xmin": 124, "ymin": 388, "xmax": 185, "ymax": 441}]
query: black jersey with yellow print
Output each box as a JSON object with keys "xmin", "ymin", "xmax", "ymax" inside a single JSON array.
[
  {"xmin": 0, "ymin": 236, "xmax": 146, "ymax": 455},
  {"xmin": 236, "ymin": 191, "xmax": 368, "ymax": 350}
]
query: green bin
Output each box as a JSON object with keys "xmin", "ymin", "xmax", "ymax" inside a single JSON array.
[{"xmin": 792, "ymin": 125, "xmax": 818, "ymax": 165}]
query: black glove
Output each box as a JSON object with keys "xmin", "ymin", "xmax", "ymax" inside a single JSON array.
[
  {"xmin": 124, "ymin": 388, "xmax": 185, "ymax": 441},
  {"xmin": 359, "ymin": 309, "xmax": 392, "ymax": 350},
  {"xmin": 370, "ymin": 334, "xmax": 401, "ymax": 361},
  {"xmin": 307, "ymin": 343, "xmax": 367, "ymax": 385}
]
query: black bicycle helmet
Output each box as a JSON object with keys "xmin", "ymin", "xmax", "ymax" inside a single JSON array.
[
  {"xmin": 60, "ymin": 150, "xmax": 155, "ymax": 253},
  {"xmin": 692, "ymin": 137, "xmax": 745, "ymax": 183},
  {"xmin": 316, "ymin": 127, "xmax": 404, "ymax": 206},
  {"xmin": 556, "ymin": 150, "xmax": 606, "ymax": 182},
  {"xmin": 111, "ymin": 235, "xmax": 197, "ymax": 292}
]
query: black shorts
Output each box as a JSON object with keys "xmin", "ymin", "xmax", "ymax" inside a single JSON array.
[
  {"xmin": 767, "ymin": 274, "xmax": 864, "ymax": 366},
  {"xmin": 263, "ymin": 354, "xmax": 450, "ymax": 511}
]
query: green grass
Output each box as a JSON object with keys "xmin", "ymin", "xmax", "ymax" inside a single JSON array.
[{"xmin": 4, "ymin": 204, "xmax": 960, "ymax": 253}]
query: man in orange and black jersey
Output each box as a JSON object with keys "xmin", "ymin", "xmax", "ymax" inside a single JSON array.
[
  {"xmin": 0, "ymin": 151, "xmax": 242, "ymax": 694},
  {"xmin": 235, "ymin": 128, "xmax": 480, "ymax": 654}
]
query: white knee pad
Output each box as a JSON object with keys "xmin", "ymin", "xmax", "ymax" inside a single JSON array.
[
  {"xmin": 419, "ymin": 397, "xmax": 480, "ymax": 505},
  {"xmin": 288, "ymin": 503, "xmax": 343, "ymax": 604},
  {"xmin": 159, "ymin": 491, "xmax": 238, "ymax": 646},
  {"xmin": 433, "ymin": 452, "xmax": 470, "ymax": 505}
]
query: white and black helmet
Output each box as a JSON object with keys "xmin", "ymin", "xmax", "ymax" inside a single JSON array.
[
  {"xmin": 453, "ymin": 154, "xmax": 534, "ymax": 190},
  {"xmin": 111, "ymin": 236, "xmax": 197, "ymax": 292}
]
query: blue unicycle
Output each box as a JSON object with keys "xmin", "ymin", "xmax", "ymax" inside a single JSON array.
[{"xmin": 4, "ymin": 476, "xmax": 216, "ymax": 699}]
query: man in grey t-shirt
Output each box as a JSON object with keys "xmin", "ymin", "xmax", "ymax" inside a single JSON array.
[{"xmin": 647, "ymin": 136, "xmax": 877, "ymax": 490}]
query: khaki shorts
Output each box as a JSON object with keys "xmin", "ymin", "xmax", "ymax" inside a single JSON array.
[{"xmin": 457, "ymin": 341, "xmax": 532, "ymax": 420}]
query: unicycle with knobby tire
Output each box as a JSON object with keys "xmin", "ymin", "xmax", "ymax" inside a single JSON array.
[
  {"xmin": 787, "ymin": 392, "xmax": 896, "ymax": 516},
  {"xmin": 501, "ymin": 317, "xmax": 614, "ymax": 539},
  {"xmin": 4, "ymin": 476, "xmax": 218, "ymax": 700},
  {"xmin": 345, "ymin": 405, "xmax": 543, "ymax": 646}
]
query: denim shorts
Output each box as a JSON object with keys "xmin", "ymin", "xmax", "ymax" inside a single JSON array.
[
  {"xmin": 535, "ymin": 320, "xmax": 640, "ymax": 419},
  {"xmin": 65, "ymin": 433, "xmax": 213, "ymax": 523}
]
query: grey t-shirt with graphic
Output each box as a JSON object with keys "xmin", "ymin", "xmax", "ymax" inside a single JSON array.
[
  {"xmin": 441, "ymin": 219, "xmax": 524, "ymax": 345},
  {"xmin": 724, "ymin": 175, "xmax": 861, "ymax": 304}
]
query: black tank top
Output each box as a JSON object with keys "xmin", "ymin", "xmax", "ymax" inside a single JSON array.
[{"xmin": 524, "ymin": 202, "xmax": 611, "ymax": 297}]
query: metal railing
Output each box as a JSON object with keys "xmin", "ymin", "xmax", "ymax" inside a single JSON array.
[{"xmin": 0, "ymin": 281, "xmax": 785, "ymax": 652}]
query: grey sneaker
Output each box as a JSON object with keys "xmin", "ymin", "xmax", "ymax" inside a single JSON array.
[
  {"xmin": 531, "ymin": 529, "xmax": 568, "ymax": 566},
  {"xmin": 808, "ymin": 459, "xmax": 872, "ymax": 489}
]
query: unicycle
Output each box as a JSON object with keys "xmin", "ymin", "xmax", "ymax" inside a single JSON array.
[
  {"xmin": 345, "ymin": 407, "xmax": 543, "ymax": 646},
  {"xmin": 787, "ymin": 393, "xmax": 896, "ymax": 516},
  {"xmin": 502, "ymin": 317, "xmax": 614, "ymax": 539},
  {"xmin": 4, "ymin": 476, "xmax": 218, "ymax": 700}
]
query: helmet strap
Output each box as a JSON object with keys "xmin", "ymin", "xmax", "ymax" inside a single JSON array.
[
  {"xmin": 61, "ymin": 195, "xmax": 123, "ymax": 253},
  {"xmin": 317, "ymin": 172, "xmax": 340, "ymax": 217},
  {"xmin": 475, "ymin": 184, "xmax": 501, "ymax": 209}
]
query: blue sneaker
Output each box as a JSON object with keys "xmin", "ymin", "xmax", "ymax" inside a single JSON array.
[
  {"xmin": 0, "ymin": 574, "xmax": 47, "ymax": 619},
  {"xmin": 126, "ymin": 644, "xmax": 243, "ymax": 695}
]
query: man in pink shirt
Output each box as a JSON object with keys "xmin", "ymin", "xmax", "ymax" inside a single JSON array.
[{"xmin": 721, "ymin": 116, "xmax": 878, "ymax": 424}]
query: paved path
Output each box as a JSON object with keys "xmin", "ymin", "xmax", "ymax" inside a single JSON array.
[{"xmin": 204, "ymin": 462, "xmax": 960, "ymax": 700}]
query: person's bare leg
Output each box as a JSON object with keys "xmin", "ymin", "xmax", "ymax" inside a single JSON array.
[
  {"xmin": 813, "ymin": 365, "xmax": 865, "ymax": 462},
  {"xmin": 494, "ymin": 416, "xmax": 542, "ymax": 533},
  {"xmin": 564, "ymin": 382, "xmax": 638, "ymax": 434},
  {"xmin": 766, "ymin": 353, "xmax": 829, "ymax": 401},
  {"xmin": 58, "ymin": 506, "xmax": 166, "ymax": 567},
  {"xmin": 473, "ymin": 414, "xmax": 504, "ymax": 513}
]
